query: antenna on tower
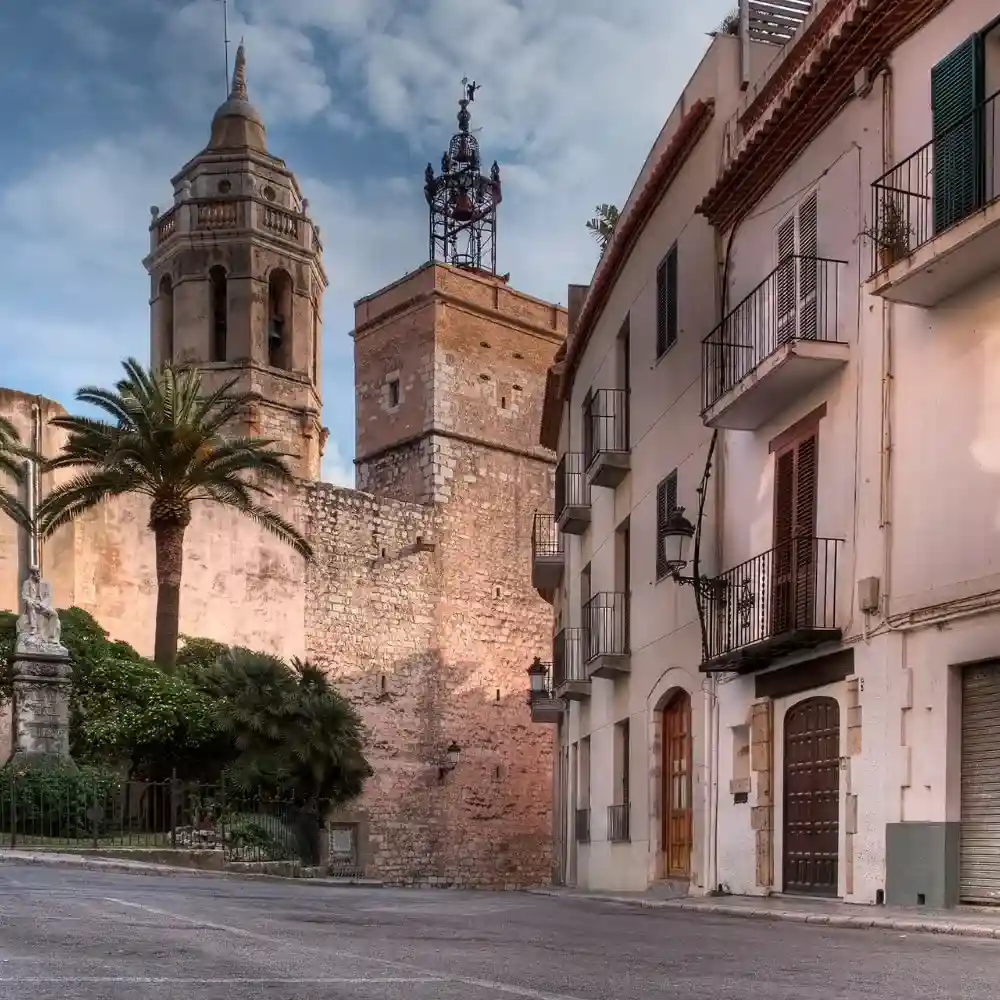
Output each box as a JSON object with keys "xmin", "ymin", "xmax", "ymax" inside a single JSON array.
[{"xmin": 215, "ymin": 0, "xmax": 231, "ymax": 96}]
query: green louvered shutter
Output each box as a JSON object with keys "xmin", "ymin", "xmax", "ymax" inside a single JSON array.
[{"xmin": 932, "ymin": 34, "xmax": 984, "ymax": 234}]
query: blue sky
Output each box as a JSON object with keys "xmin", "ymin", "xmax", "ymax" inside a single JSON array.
[{"xmin": 0, "ymin": 0, "xmax": 733, "ymax": 485}]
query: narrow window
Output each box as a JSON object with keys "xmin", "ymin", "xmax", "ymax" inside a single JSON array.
[
  {"xmin": 209, "ymin": 266, "xmax": 227, "ymax": 362},
  {"xmin": 387, "ymin": 378, "xmax": 400, "ymax": 408},
  {"xmin": 656, "ymin": 242, "xmax": 678, "ymax": 358},
  {"xmin": 655, "ymin": 470, "xmax": 678, "ymax": 580},
  {"xmin": 158, "ymin": 275, "xmax": 174, "ymax": 364},
  {"xmin": 268, "ymin": 269, "xmax": 293, "ymax": 370},
  {"xmin": 311, "ymin": 304, "xmax": 319, "ymax": 385}
]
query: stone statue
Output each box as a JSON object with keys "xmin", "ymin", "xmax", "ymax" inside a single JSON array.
[{"xmin": 16, "ymin": 566, "xmax": 64, "ymax": 654}]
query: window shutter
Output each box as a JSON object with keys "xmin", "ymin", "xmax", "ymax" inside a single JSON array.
[
  {"xmin": 665, "ymin": 243, "xmax": 679, "ymax": 351},
  {"xmin": 656, "ymin": 260, "xmax": 667, "ymax": 357},
  {"xmin": 932, "ymin": 34, "xmax": 984, "ymax": 232},
  {"xmin": 655, "ymin": 470, "xmax": 678, "ymax": 580},
  {"xmin": 797, "ymin": 192, "xmax": 819, "ymax": 339},
  {"xmin": 793, "ymin": 435, "xmax": 818, "ymax": 538},
  {"xmin": 774, "ymin": 449, "xmax": 795, "ymax": 545},
  {"xmin": 776, "ymin": 216, "xmax": 796, "ymax": 342}
]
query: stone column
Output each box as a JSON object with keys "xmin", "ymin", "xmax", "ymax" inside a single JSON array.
[{"xmin": 10, "ymin": 652, "xmax": 73, "ymax": 766}]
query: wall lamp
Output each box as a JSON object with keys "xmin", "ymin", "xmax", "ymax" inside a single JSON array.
[
  {"xmin": 438, "ymin": 742, "xmax": 462, "ymax": 781},
  {"xmin": 662, "ymin": 507, "xmax": 726, "ymax": 602}
]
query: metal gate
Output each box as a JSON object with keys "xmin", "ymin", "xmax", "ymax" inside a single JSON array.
[{"xmin": 960, "ymin": 663, "xmax": 1000, "ymax": 903}]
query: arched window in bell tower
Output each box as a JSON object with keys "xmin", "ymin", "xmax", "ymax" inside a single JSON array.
[
  {"xmin": 209, "ymin": 266, "xmax": 228, "ymax": 362},
  {"xmin": 268, "ymin": 268, "xmax": 293, "ymax": 370},
  {"xmin": 158, "ymin": 275, "xmax": 174, "ymax": 363}
]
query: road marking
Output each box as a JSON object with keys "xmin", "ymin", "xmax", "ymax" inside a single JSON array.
[{"xmin": 103, "ymin": 897, "xmax": 589, "ymax": 1000}]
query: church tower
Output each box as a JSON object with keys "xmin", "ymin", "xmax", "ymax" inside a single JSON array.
[{"xmin": 144, "ymin": 44, "xmax": 328, "ymax": 480}]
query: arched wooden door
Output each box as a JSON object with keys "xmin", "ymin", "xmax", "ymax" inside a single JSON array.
[
  {"xmin": 662, "ymin": 691, "xmax": 692, "ymax": 878},
  {"xmin": 783, "ymin": 696, "xmax": 840, "ymax": 896}
]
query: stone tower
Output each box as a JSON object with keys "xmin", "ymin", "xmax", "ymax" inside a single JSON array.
[{"xmin": 144, "ymin": 44, "xmax": 328, "ymax": 480}]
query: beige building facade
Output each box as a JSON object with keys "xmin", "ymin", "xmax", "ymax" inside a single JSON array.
[
  {"xmin": 0, "ymin": 49, "xmax": 562, "ymax": 888},
  {"xmin": 532, "ymin": 0, "xmax": 1000, "ymax": 908}
]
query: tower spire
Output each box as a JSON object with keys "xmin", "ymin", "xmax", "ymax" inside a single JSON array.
[{"xmin": 230, "ymin": 38, "xmax": 248, "ymax": 101}]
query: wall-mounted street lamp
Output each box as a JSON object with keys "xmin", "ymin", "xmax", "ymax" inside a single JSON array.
[
  {"xmin": 662, "ymin": 507, "xmax": 725, "ymax": 601},
  {"xmin": 438, "ymin": 742, "xmax": 462, "ymax": 781},
  {"xmin": 526, "ymin": 657, "xmax": 548, "ymax": 699}
]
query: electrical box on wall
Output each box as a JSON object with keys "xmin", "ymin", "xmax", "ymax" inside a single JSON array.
[{"xmin": 857, "ymin": 576, "xmax": 881, "ymax": 613}]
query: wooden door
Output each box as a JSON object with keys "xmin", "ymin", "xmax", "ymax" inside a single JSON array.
[
  {"xmin": 772, "ymin": 433, "xmax": 818, "ymax": 635},
  {"xmin": 783, "ymin": 697, "xmax": 840, "ymax": 896},
  {"xmin": 663, "ymin": 692, "xmax": 693, "ymax": 878}
]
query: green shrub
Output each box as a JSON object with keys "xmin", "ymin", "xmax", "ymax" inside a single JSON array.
[{"xmin": 0, "ymin": 761, "xmax": 122, "ymax": 840}]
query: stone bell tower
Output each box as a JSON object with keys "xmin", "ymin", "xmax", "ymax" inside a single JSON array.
[{"xmin": 143, "ymin": 44, "xmax": 328, "ymax": 480}]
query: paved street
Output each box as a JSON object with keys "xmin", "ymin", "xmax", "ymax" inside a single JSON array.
[{"xmin": 0, "ymin": 864, "xmax": 998, "ymax": 999}]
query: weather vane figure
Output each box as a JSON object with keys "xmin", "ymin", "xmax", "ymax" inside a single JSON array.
[{"xmin": 424, "ymin": 78, "xmax": 502, "ymax": 274}]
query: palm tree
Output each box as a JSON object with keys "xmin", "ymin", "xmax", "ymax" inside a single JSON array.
[
  {"xmin": 0, "ymin": 416, "xmax": 30, "ymax": 531},
  {"xmin": 585, "ymin": 203, "xmax": 620, "ymax": 254},
  {"xmin": 38, "ymin": 358, "xmax": 312, "ymax": 669}
]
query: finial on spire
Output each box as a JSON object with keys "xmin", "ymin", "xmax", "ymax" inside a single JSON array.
[{"xmin": 230, "ymin": 39, "xmax": 248, "ymax": 101}]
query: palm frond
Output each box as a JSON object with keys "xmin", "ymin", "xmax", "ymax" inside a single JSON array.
[
  {"xmin": 37, "ymin": 468, "xmax": 147, "ymax": 537},
  {"xmin": 202, "ymin": 482, "xmax": 312, "ymax": 558}
]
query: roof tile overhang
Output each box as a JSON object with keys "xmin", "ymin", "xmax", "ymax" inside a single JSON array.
[
  {"xmin": 698, "ymin": 0, "xmax": 953, "ymax": 232},
  {"xmin": 561, "ymin": 99, "xmax": 715, "ymax": 394}
]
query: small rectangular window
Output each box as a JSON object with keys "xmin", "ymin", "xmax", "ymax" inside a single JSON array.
[
  {"xmin": 387, "ymin": 378, "xmax": 400, "ymax": 408},
  {"xmin": 656, "ymin": 243, "xmax": 678, "ymax": 358},
  {"xmin": 655, "ymin": 469, "xmax": 678, "ymax": 580}
]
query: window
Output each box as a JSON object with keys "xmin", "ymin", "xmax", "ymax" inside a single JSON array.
[
  {"xmin": 775, "ymin": 191, "xmax": 818, "ymax": 343},
  {"xmin": 656, "ymin": 242, "xmax": 678, "ymax": 357},
  {"xmin": 932, "ymin": 33, "xmax": 988, "ymax": 232},
  {"xmin": 268, "ymin": 269, "xmax": 293, "ymax": 370},
  {"xmin": 614, "ymin": 718, "xmax": 631, "ymax": 806},
  {"xmin": 158, "ymin": 275, "xmax": 174, "ymax": 364},
  {"xmin": 387, "ymin": 378, "xmax": 400, "ymax": 408},
  {"xmin": 209, "ymin": 266, "xmax": 228, "ymax": 362},
  {"xmin": 311, "ymin": 306, "xmax": 319, "ymax": 385},
  {"xmin": 655, "ymin": 469, "xmax": 678, "ymax": 580}
]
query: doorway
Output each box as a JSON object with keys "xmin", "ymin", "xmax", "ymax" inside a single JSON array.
[
  {"xmin": 662, "ymin": 691, "xmax": 692, "ymax": 878},
  {"xmin": 783, "ymin": 696, "xmax": 840, "ymax": 895}
]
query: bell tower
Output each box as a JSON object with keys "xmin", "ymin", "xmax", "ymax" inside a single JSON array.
[{"xmin": 143, "ymin": 44, "xmax": 328, "ymax": 481}]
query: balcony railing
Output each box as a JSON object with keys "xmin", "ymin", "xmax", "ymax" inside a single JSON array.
[
  {"xmin": 528, "ymin": 662, "xmax": 565, "ymax": 723},
  {"xmin": 531, "ymin": 513, "xmax": 563, "ymax": 559},
  {"xmin": 554, "ymin": 452, "xmax": 591, "ymax": 534},
  {"xmin": 553, "ymin": 627, "xmax": 587, "ymax": 688},
  {"xmin": 702, "ymin": 255, "xmax": 845, "ymax": 413},
  {"xmin": 584, "ymin": 389, "xmax": 629, "ymax": 483},
  {"xmin": 870, "ymin": 89, "xmax": 999, "ymax": 278},
  {"xmin": 608, "ymin": 803, "xmax": 630, "ymax": 843},
  {"xmin": 575, "ymin": 807, "xmax": 591, "ymax": 843},
  {"xmin": 701, "ymin": 535, "xmax": 843, "ymax": 672},
  {"xmin": 583, "ymin": 592, "xmax": 629, "ymax": 663}
]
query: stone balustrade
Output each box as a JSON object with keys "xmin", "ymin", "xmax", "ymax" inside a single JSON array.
[{"xmin": 150, "ymin": 198, "xmax": 320, "ymax": 252}]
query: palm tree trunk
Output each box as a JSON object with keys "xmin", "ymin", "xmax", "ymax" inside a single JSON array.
[{"xmin": 153, "ymin": 522, "xmax": 186, "ymax": 669}]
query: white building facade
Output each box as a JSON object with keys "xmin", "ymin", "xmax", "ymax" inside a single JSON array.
[{"xmin": 532, "ymin": 0, "xmax": 1000, "ymax": 909}]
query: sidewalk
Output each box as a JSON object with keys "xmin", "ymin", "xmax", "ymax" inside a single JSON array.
[{"xmin": 527, "ymin": 886, "xmax": 1000, "ymax": 939}]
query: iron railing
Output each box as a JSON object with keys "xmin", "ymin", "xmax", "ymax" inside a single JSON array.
[
  {"xmin": 575, "ymin": 807, "xmax": 591, "ymax": 843},
  {"xmin": 702, "ymin": 255, "xmax": 845, "ymax": 412},
  {"xmin": 532, "ymin": 512, "xmax": 563, "ymax": 560},
  {"xmin": 583, "ymin": 592, "xmax": 630, "ymax": 662},
  {"xmin": 870, "ymin": 89, "xmax": 999, "ymax": 277},
  {"xmin": 553, "ymin": 627, "xmax": 587, "ymax": 687},
  {"xmin": 703, "ymin": 536, "xmax": 842, "ymax": 663},
  {"xmin": 584, "ymin": 389, "xmax": 629, "ymax": 468},
  {"xmin": 555, "ymin": 452, "xmax": 591, "ymax": 519},
  {"xmin": 0, "ymin": 777, "xmax": 319, "ymax": 864},
  {"xmin": 608, "ymin": 803, "xmax": 630, "ymax": 843}
]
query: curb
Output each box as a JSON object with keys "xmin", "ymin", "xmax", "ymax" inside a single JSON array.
[
  {"xmin": 524, "ymin": 889, "xmax": 1000, "ymax": 939},
  {"xmin": 0, "ymin": 852, "xmax": 386, "ymax": 888}
]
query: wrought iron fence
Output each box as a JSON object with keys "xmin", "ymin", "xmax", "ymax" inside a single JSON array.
[
  {"xmin": 583, "ymin": 592, "xmax": 630, "ymax": 662},
  {"xmin": 0, "ymin": 776, "xmax": 319, "ymax": 865},
  {"xmin": 531, "ymin": 512, "xmax": 563, "ymax": 560},
  {"xmin": 870, "ymin": 89, "xmax": 999, "ymax": 277},
  {"xmin": 702, "ymin": 255, "xmax": 845, "ymax": 412},
  {"xmin": 555, "ymin": 452, "xmax": 591, "ymax": 520},
  {"xmin": 608, "ymin": 803, "xmax": 630, "ymax": 843},
  {"xmin": 575, "ymin": 807, "xmax": 591, "ymax": 843},
  {"xmin": 553, "ymin": 627, "xmax": 587, "ymax": 687},
  {"xmin": 584, "ymin": 389, "xmax": 629, "ymax": 468},
  {"xmin": 703, "ymin": 536, "xmax": 842, "ymax": 664}
]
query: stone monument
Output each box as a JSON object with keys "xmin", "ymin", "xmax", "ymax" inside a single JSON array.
[{"xmin": 8, "ymin": 458, "xmax": 73, "ymax": 766}]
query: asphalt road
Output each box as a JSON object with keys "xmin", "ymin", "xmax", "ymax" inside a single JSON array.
[{"xmin": 0, "ymin": 864, "xmax": 998, "ymax": 999}]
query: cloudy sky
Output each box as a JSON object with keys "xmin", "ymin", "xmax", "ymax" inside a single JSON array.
[{"xmin": 0, "ymin": 0, "xmax": 733, "ymax": 485}]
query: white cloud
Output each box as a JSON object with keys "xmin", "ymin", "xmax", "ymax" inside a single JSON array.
[{"xmin": 321, "ymin": 436, "xmax": 355, "ymax": 488}]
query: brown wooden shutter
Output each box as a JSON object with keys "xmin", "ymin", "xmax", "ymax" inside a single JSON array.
[
  {"xmin": 773, "ymin": 433, "xmax": 818, "ymax": 633},
  {"xmin": 655, "ymin": 470, "xmax": 678, "ymax": 580}
]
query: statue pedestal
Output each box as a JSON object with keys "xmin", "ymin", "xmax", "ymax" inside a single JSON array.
[{"xmin": 9, "ymin": 647, "xmax": 74, "ymax": 767}]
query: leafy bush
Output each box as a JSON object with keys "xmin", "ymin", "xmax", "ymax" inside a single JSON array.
[{"xmin": 0, "ymin": 760, "xmax": 122, "ymax": 839}]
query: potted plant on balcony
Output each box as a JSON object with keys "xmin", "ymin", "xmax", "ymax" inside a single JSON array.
[{"xmin": 867, "ymin": 198, "xmax": 912, "ymax": 270}]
